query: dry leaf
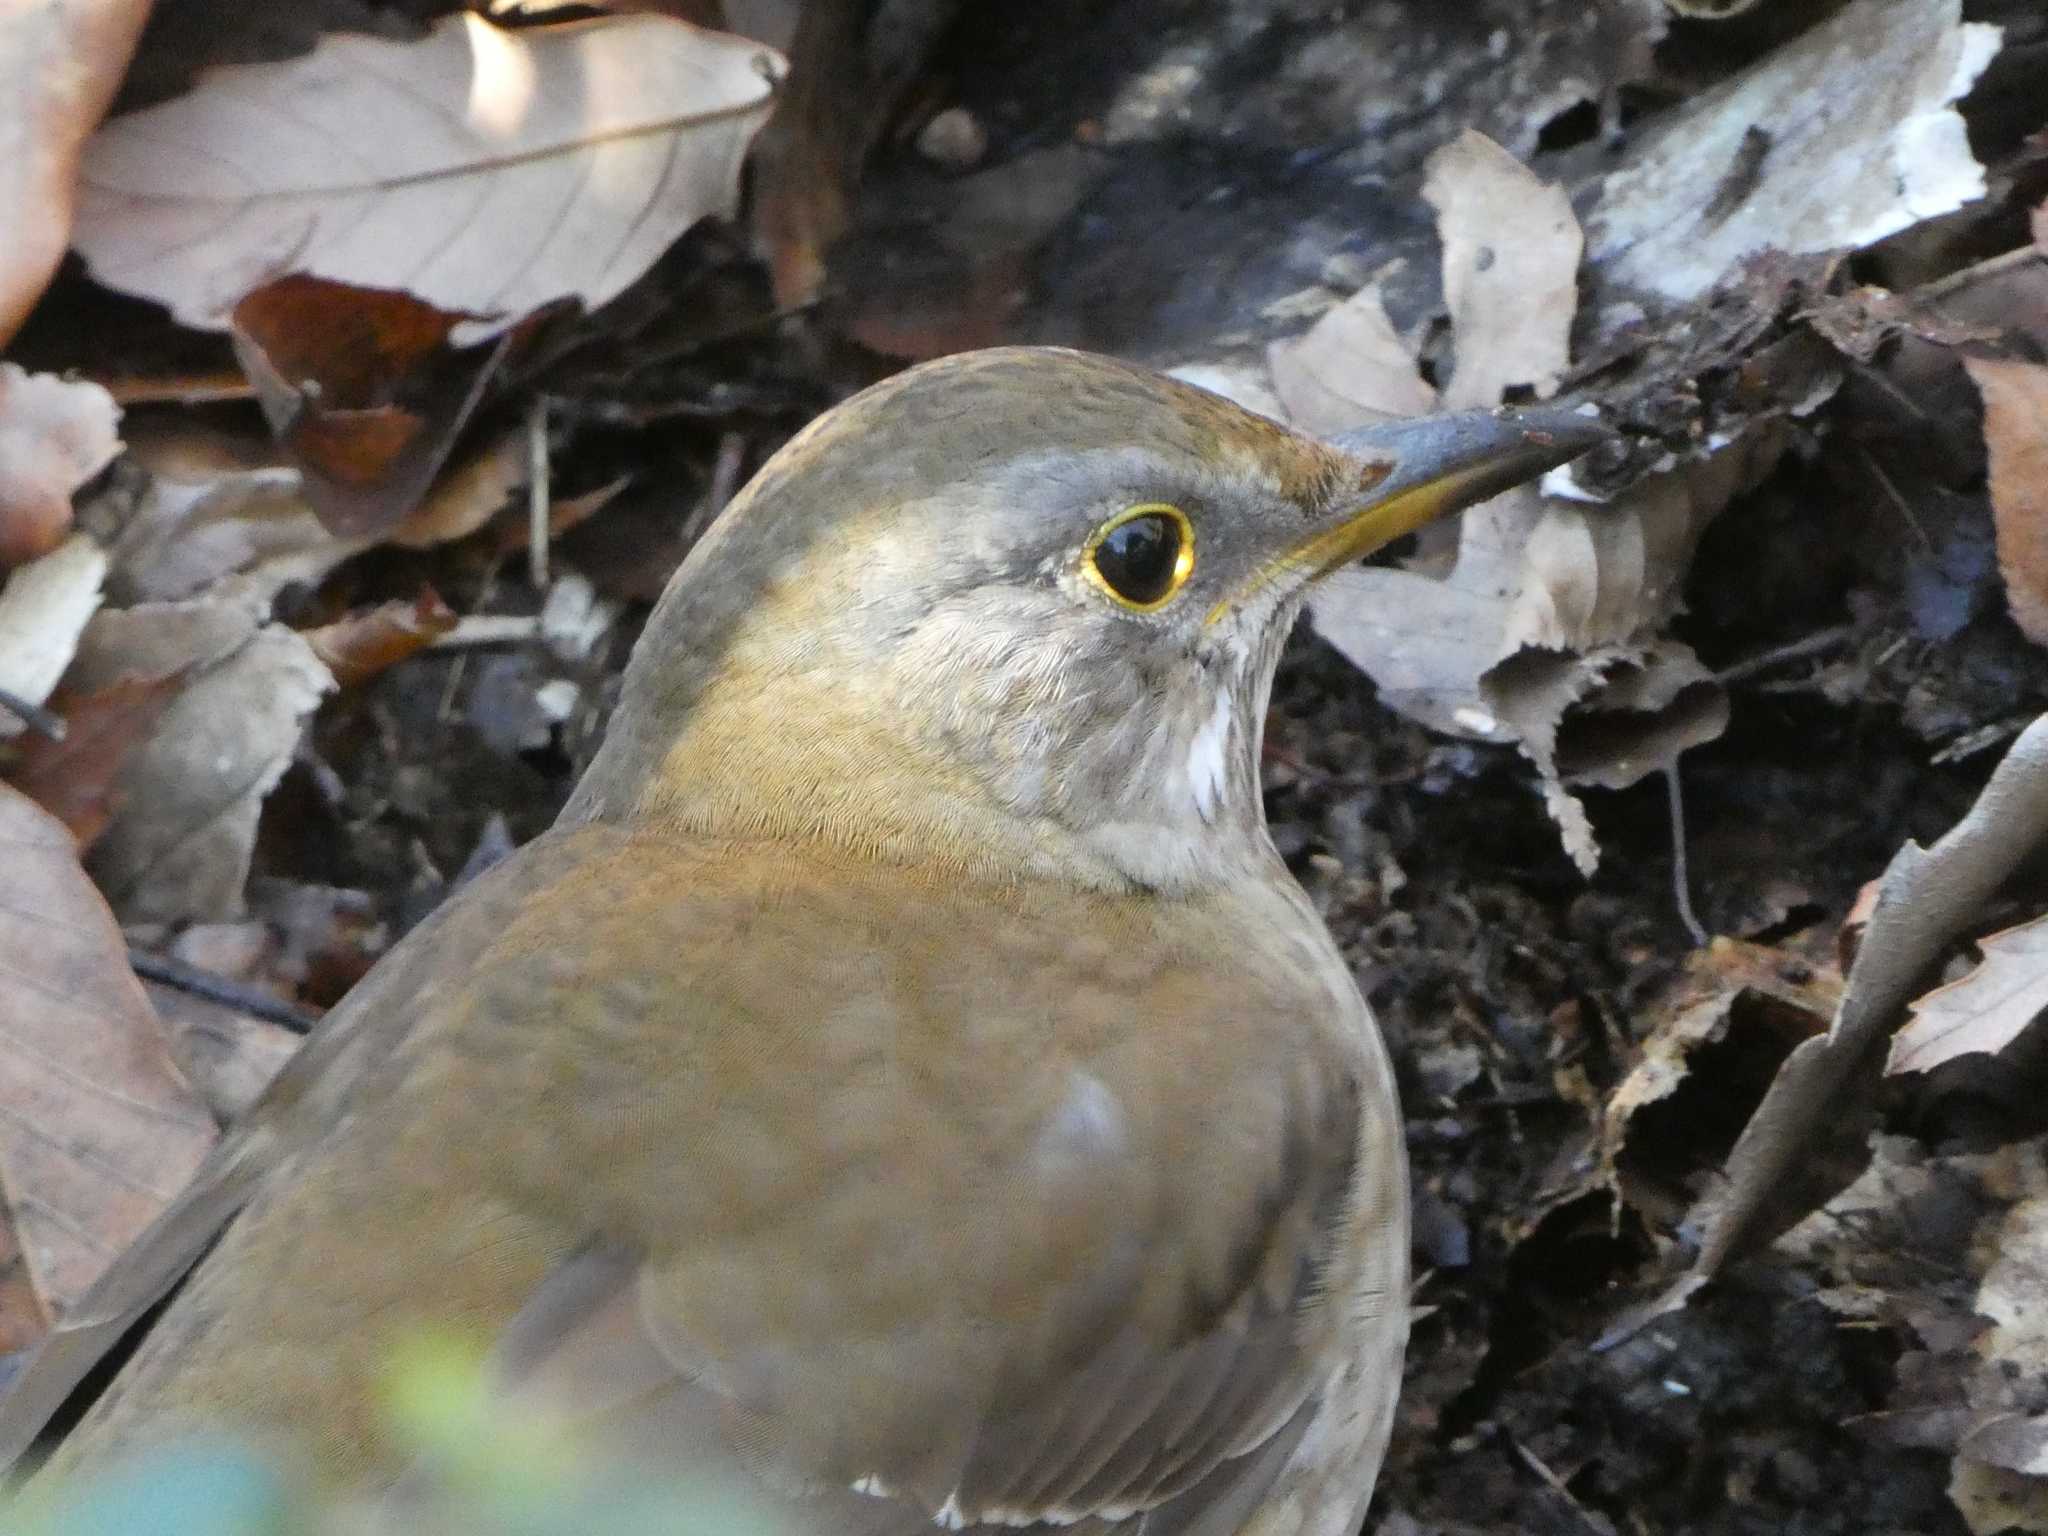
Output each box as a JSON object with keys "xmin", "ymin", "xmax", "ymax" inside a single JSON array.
[
  {"xmin": 0, "ymin": 0, "xmax": 154, "ymax": 345},
  {"xmin": 74, "ymin": 12, "xmax": 782, "ymax": 331},
  {"xmin": 1953, "ymin": 1175, "xmax": 2048, "ymax": 1531},
  {"xmin": 1890, "ymin": 914, "xmax": 2048, "ymax": 1075},
  {"xmin": 8, "ymin": 670, "xmax": 190, "ymax": 849},
  {"xmin": 1621, "ymin": 714, "xmax": 2048, "ymax": 1336},
  {"xmin": 0, "ymin": 533, "xmax": 108, "ymax": 738},
  {"xmin": 66, "ymin": 603, "xmax": 336, "ymax": 922},
  {"xmin": 1965, "ymin": 357, "xmax": 2048, "ymax": 647},
  {"xmin": 228, "ymin": 275, "xmax": 544, "ymax": 537},
  {"xmin": 111, "ymin": 426, "xmax": 347, "ymax": 609},
  {"xmin": 303, "ymin": 588, "xmax": 459, "ymax": 688},
  {"xmin": 1266, "ymin": 281, "xmax": 1438, "ymax": 435},
  {"xmin": 0, "ymin": 784, "xmax": 217, "ymax": 1319},
  {"xmin": 1292, "ymin": 131, "xmax": 1752, "ymax": 873},
  {"xmin": 1586, "ymin": 0, "xmax": 2000, "ymax": 302},
  {"xmin": 1423, "ymin": 130, "xmax": 1581, "ymax": 409},
  {"xmin": 0, "ymin": 366, "xmax": 122, "ymax": 567}
]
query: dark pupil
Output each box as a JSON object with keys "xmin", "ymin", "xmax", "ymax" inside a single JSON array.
[{"xmin": 1096, "ymin": 515, "xmax": 1180, "ymax": 604}]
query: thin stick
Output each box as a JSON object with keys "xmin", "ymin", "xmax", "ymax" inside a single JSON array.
[
  {"xmin": 0, "ymin": 686, "xmax": 65, "ymax": 741},
  {"xmin": 526, "ymin": 395, "xmax": 551, "ymax": 591},
  {"xmin": 128, "ymin": 948, "xmax": 323, "ymax": 1035},
  {"xmin": 1714, "ymin": 625, "xmax": 1855, "ymax": 687},
  {"xmin": 1666, "ymin": 763, "xmax": 1708, "ymax": 947}
]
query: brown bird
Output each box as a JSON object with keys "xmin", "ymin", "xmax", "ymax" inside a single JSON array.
[{"xmin": 1, "ymin": 348, "xmax": 1603, "ymax": 1533}]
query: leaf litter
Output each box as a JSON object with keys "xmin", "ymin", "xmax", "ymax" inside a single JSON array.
[{"xmin": 1, "ymin": 1, "xmax": 2048, "ymax": 1531}]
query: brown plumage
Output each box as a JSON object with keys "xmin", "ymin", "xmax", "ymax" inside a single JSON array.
[{"xmin": 0, "ymin": 348, "xmax": 1606, "ymax": 1533}]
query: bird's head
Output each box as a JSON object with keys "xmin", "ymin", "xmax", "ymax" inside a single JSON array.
[{"xmin": 568, "ymin": 347, "xmax": 1606, "ymax": 891}]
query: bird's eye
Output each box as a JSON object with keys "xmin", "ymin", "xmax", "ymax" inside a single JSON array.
[{"xmin": 1083, "ymin": 504, "xmax": 1195, "ymax": 612}]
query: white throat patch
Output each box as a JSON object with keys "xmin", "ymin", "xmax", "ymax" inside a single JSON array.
[{"xmin": 1186, "ymin": 691, "xmax": 1235, "ymax": 824}]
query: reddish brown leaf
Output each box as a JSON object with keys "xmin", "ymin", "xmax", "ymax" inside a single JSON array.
[
  {"xmin": 0, "ymin": 784, "xmax": 217, "ymax": 1316},
  {"xmin": 230, "ymin": 275, "xmax": 521, "ymax": 540},
  {"xmin": 1965, "ymin": 356, "xmax": 2048, "ymax": 647},
  {"xmin": 8, "ymin": 670, "xmax": 189, "ymax": 848},
  {"xmin": 302, "ymin": 587, "xmax": 458, "ymax": 689}
]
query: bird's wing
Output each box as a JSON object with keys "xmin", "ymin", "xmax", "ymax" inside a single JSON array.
[
  {"xmin": 429, "ymin": 836, "xmax": 1382, "ymax": 1531},
  {"xmin": 0, "ymin": 827, "xmax": 635, "ymax": 1471}
]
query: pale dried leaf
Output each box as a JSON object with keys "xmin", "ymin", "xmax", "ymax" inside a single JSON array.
[
  {"xmin": 1889, "ymin": 914, "xmax": 2048, "ymax": 1075},
  {"xmin": 0, "ymin": 366, "xmax": 122, "ymax": 566},
  {"xmin": 73, "ymin": 13, "xmax": 783, "ymax": 332},
  {"xmin": 0, "ymin": 533, "xmax": 107, "ymax": 737},
  {"xmin": 113, "ymin": 426, "xmax": 352, "ymax": 608},
  {"xmin": 68, "ymin": 605, "xmax": 336, "ymax": 922},
  {"xmin": 1422, "ymin": 130, "xmax": 1579, "ymax": 409},
  {"xmin": 0, "ymin": 784, "xmax": 217, "ymax": 1317},
  {"xmin": 1965, "ymin": 357, "xmax": 2048, "ymax": 647},
  {"xmin": 1586, "ymin": 0, "xmax": 2000, "ymax": 302},
  {"xmin": 1265, "ymin": 282, "xmax": 1438, "ymax": 435},
  {"xmin": 0, "ymin": 0, "xmax": 153, "ymax": 345}
]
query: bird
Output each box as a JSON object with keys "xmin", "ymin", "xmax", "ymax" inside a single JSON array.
[{"xmin": 0, "ymin": 347, "xmax": 1605, "ymax": 1534}]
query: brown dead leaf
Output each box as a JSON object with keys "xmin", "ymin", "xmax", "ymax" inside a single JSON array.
[
  {"xmin": 1622, "ymin": 714, "xmax": 2048, "ymax": 1336},
  {"xmin": 230, "ymin": 276, "xmax": 540, "ymax": 539},
  {"xmin": 1965, "ymin": 357, "xmax": 2048, "ymax": 647},
  {"xmin": 1600, "ymin": 938, "xmax": 1837, "ymax": 1225},
  {"xmin": 8, "ymin": 670, "xmax": 190, "ymax": 849},
  {"xmin": 303, "ymin": 588, "xmax": 459, "ymax": 689},
  {"xmin": 0, "ymin": 366, "xmax": 122, "ymax": 567},
  {"xmin": 0, "ymin": 0, "xmax": 154, "ymax": 346},
  {"xmin": 1890, "ymin": 914, "xmax": 2048, "ymax": 1076},
  {"xmin": 74, "ymin": 12, "xmax": 781, "ymax": 332},
  {"xmin": 0, "ymin": 784, "xmax": 217, "ymax": 1319},
  {"xmin": 388, "ymin": 432, "xmax": 528, "ymax": 550},
  {"xmin": 67, "ymin": 603, "xmax": 336, "ymax": 922}
]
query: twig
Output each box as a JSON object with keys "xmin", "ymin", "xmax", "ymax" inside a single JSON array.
[
  {"xmin": 679, "ymin": 431, "xmax": 749, "ymax": 550},
  {"xmin": 128, "ymin": 948, "xmax": 323, "ymax": 1035},
  {"xmin": 1666, "ymin": 763, "xmax": 1708, "ymax": 948},
  {"xmin": 1713, "ymin": 625, "xmax": 1855, "ymax": 687},
  {"xmin": 1509, "ymin": 1434, "xmax": 1614, "ymax": 1535},
  {"xmin": 526, "ymin": 395, "xmax": 551, "ymax": 591},
  {"xmin": 426, "ymin": 614, "xmax": 546, "ymax": 651},
  {"xmin": 0, "ymin": 686, "xmax": 65, "ymax": 742}
]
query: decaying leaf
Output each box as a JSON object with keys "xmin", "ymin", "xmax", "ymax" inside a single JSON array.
[
  {"xmin": 228, "ymin": 275, "xmax": 542, "ymax": 538},
  {"xmin": 0, "ymin": 784, "xmax": 217, "ymax": 1320},
  {"xmin": 8, "ymin": 670, "xmax": 191, "ymax": 849},
  {"xmin": 1423, "ymin": 130, "xmax": 1580, "ymax": 409},
  {"xmin": 1628, "ymin": 714, "xmax": 2048, "ymax": 1332},
  {"xmin": 1965, "ymin": 357, "xmax": 2048, "ymax": 647},
  {"xmin": 0, "ymin": 0, "xmax": 153, "ymax": 346},
  {"xmin": 0, "ymin": 533, "xmax": 108, "ymax": 738},
  {"xmin": 1586, "ymin": 0, "xmax": 2001, "ymax": 302},
  {"xmin": 1265, "ymin": 281, "xmax": 1438, "ymax": 435},
  {"xmin": 1890, "ymin": 913, "xmax": 2048, "ymax": 1075},
  {"xmin": 73, "ymin": 11, "xmax": 783, "ymax": 332},
  {"xmin": 303, "ymin": 588, "xmax": 460, "ymax": 689},
  {"xmin": 109, "ymin": 426, "xmax": 348, "ymax": 609},
  {"xmin": 1289, "ymin": 130, "xmax": 1753, "ymax": 873},
  {"xmin": 0, "ymin": 365, "xmax": 122, "ymax": 567},
  {"xmin": 66, "ymin": 603, "xmax": 336, "ymax": 922},
  {"xmin": 1953, "ymin": 1164, "xmax": 2048, "ymax": 1531}
]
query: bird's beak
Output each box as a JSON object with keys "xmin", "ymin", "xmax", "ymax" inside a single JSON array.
[{"xmin": 1208, "ymin": 407, "xmax": 1613, "ymax": 625}]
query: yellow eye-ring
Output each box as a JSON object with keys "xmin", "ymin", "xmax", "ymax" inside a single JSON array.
[{"xmin": 1082, "ymin": 504, "xmax": 1195, "ymax": 612}]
